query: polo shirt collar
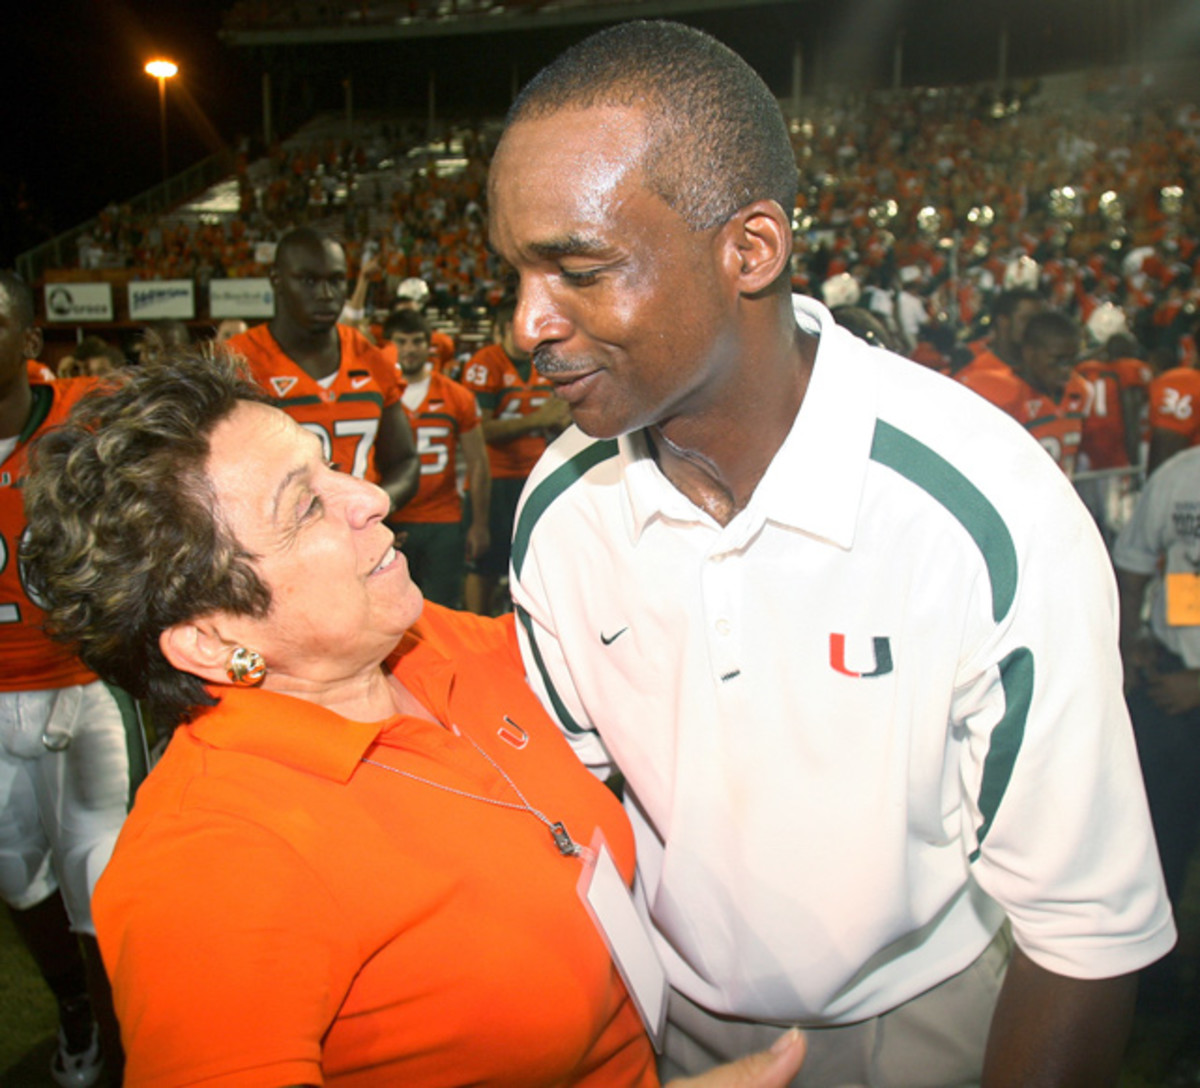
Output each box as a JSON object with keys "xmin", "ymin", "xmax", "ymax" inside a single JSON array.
[
  {"xmin": 190, "ymin": 630, "xmax": 462, "ymax": 785},
  {"xmin": 619, "ymin": 295, "xmax": 878, "ymax": 551}
]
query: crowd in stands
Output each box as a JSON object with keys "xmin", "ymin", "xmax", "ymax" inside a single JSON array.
[{"xmin": 64, "ymin": 75, "xmax": 1200, "ymax": 378}]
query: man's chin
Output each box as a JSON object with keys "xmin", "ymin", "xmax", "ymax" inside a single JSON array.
[{"xmin": 567, "ymin": 404, "xmax": 637, "ymax": 442}]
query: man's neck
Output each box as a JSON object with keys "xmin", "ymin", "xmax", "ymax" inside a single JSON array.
[
  {"xmin": 270, "ymin": 320, "xmax": 341, "ymax": 381},
  {"xmin": 0, "ymin": 379, "xmax": 33, "ymax": 442},
  {"xmin": 649, "ymin": 329, "xmax": 816, "ymax": 526}
]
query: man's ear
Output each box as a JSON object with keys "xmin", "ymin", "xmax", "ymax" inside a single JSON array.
[
  {"xmin": 22, "ymin": 326, "xmax": 43, "ymax": 362},
  {"xmin": 160, "ymin": 616, "xmax": 244, "ymax": 685},
  {"xmin": 718, "ymin": 199, "xmax": 793, "ymax": 296}
]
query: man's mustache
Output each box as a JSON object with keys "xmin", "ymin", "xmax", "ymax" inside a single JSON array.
[{"xmin": 533, "ymin": 345, "xmax": 600, "ymax": 377}]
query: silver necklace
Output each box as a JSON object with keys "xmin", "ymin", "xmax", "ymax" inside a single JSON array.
[{"xmin": 361, "ymin": 726, "xmax": 581, "ymax": 857}]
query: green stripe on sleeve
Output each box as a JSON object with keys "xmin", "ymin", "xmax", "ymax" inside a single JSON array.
[
  {"xmin": 511, "ymin": 439, "xmax": 619, "ymax": 580},
  {"xmin": 870, "ymin": 421, "xmax": 1018, "ymax": 622},
  {"xmin": 968, "ymin": 647, "xmax": 1033, "ymax": 862},
  {"xmin": 515, "ymin": 604, "xmax": 592, "ymax": 735}
]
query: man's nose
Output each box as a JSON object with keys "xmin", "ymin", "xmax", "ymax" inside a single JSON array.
[{"xmin": 514, "ymin": 279, "xmax": 571, "ymax": 354}]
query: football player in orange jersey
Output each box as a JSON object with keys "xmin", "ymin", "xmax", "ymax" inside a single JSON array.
[
  {"xmin": 958, "ymin": 310, "xmax": 1088, "ymax": 474},
  {"xmin": 1146, "ymin": 321, "xmax": 1200, "ymax": 473},
  {"xmin": 0, "ymin": 272, "xmax": 145, "ymax": 1087},
  {"xmin": 226, "ymin": 229, "xmax": 419, "ymax": 512},
  {"xmin": 386, "ymin": 309, "xmax": 490, "ymax": 607},
  {"xmin": 1074, "ymin": 333, "xmax": 1152, "ymax": 472},
  {"xmin": 958, "ymin": 288, "xmax": 1045, "ymax": 381}
]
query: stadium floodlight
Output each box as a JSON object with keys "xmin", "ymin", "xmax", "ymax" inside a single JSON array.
[
  {"xmin": 145, "ymin": 60, "xmax": 179, "ymax": 79},
  {"xmin": 144, "ymin": 59, "xmax": 179, "ymax": 182}
]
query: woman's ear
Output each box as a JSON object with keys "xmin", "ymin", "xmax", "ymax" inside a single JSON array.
[
  {"xmin": 718, "ymin": 199, "xmax": 793, "ymax": 296},
  {"xmin": 160, "ymin": 617, "xmax": 241, "ymax": 685}
]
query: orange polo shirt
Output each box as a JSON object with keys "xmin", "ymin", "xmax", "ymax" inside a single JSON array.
[{"xmin": 94, "ymin": 605, "xmax": 655, "ymax": 1088}]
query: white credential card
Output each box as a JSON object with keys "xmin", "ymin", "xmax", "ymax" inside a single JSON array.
[{"xmin": 577, "ymin": 831, "xmax": 668, "ymax": 1051}]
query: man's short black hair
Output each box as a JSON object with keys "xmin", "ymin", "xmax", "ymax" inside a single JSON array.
[
  {"xmin": 382, "ymin": 308, "xmax": 429, "ymax": 340},
  {"xmin": 274, "ymin": 227, "xmax": 339, "ymax": 267},
  {"xmin": 0, "ymin": 270, "xmax": 35, "ymax": 330},
  {"xmin": 1022, "ymin": 310, "xmax": 1078, "ymax": 347},
  {"xmin": 992, "ymin": 288, "xmax": 1044, "ymax": 321},
  {"xmin": 507, "ymin": 20, "xmax": 798, "ymax": 231}
]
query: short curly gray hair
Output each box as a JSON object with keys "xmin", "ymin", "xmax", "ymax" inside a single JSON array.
[{"xmin": 21, "ymin": 351, "xmax": 273, "ymax": 729}]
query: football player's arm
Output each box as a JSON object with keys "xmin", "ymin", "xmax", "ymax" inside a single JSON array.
[
  {"xmin": 981, "ymin": 948, "xmax": 1136, "ymax": 1087},
  {"xmin": 461, "ymin": 425, "xmax": 491, "ymax": 561},
  {"xmin": 375, "ymin": 401, "xmax": 420, "ymax": 512},
  {"xmin": 1147, "ymin": 426, "xmax": 1189, "ymax": 475},
  {"xmin": 480, "ymin": 398, "xmax": 570, "ymax": 444}
]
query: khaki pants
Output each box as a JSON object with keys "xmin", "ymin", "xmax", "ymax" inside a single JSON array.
[{"xmin": 660, "ymin": 926, "xmax": 1012, "ymax": 1088}]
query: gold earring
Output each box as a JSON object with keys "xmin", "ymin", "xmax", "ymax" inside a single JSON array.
[{"xmin": 226, "ymin": 647, "xmax": 267, "ymax": 687}]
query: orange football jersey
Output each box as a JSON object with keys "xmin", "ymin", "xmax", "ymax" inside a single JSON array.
[
  {"xmin": 460, "ymin": 344, "xmax": 556, "ymax": 480},
  {"xmin": 1074, "ymin": 356, "xmax": 1152, "ymax": 469},
  {"xmin": 1147, "ymin": 366, "xmax": 1200, "ymax": 448},
  {"xmin": 0, "ymin": 379, "xmax": 99, "ymax": 690},
  {"xmin": 227, "ymin": 324, "xmax": 402, "ymax": 483},
  {"xmin": 959, "ymin": 363, "xmax": 1088, "ymax": 474},
  {"xmin": 400, "ymin": 372, "xmax": 480, "ymax": 524}
]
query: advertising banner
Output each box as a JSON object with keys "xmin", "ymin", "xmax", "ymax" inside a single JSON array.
[
  {"xmin": 128, "ymin": 280, "xmax": 196, "ymax": 320},
  {"xmin": 210, "ymin": 278, "xmax": 275, "ymax": 319},
  {"xmin": 43, "ymin": 283, "xmax": 113, "ymax": 322}
]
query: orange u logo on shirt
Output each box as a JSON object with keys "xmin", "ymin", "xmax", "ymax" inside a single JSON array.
[{"xmin": 829, "ymin": 633, "xmax": 893, "ymax": 678}]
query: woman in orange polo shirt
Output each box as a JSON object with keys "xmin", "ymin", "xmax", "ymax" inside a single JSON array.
[{"xmin": 20, "ymin": 352, "xmax": 804, "ymax": 1088}]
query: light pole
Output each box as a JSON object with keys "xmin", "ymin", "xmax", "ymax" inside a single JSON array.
[{"xmin": 144, "ymin": 59, "xmax": 179, "ymax": 183}]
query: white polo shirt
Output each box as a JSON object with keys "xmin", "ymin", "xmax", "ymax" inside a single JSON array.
[
  {"xmin": 510, "ymin": 296, "xmax": 1174, "ymax": 1024},
  {"xmin": 1113, "ymin": 445, "xmax": 1200, "ymax": 667}
]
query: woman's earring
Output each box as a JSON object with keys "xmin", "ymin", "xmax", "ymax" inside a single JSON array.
[{"xmin": 226, "ymin": 647, "xmax": 267, "ymax": 687}]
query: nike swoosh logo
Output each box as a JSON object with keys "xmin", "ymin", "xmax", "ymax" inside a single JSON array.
[{"xmin": 600, "ymin": 627, "xmax": 628, "ymax": 646}]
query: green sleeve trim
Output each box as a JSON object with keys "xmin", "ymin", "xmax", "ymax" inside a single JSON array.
[
  {"xmin": 514, "ymin": 604, "xmax": 592, "ymax": 735},
  {"xmin": 511, "ymin": 439, "xmax": 619, "ymax": 580},
  {"xmin": 870, "ymin": 420, "xmax": 1018, "ymax": 622},
  {"xmin": 968, "ymin": 647, "xmax": 1033, "ymax": 862}
]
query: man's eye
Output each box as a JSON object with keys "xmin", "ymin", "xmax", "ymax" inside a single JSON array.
[
  {"xmin": 301, "ymin": 495, "xmax": 324, "ymax": 521},
  {"xmin": 560, "ymin": 268, "xmax": 600, "ymax": 287}
]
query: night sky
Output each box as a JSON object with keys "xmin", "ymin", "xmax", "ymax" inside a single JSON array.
[{"xmin": 2, "ymin": 1, "xmax": 255, "ymax": 264}]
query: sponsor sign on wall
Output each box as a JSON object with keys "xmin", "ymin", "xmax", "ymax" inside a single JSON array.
[
  {"xmin": 44, "ymin": 283, "xmax": 113, "ymax": 322},
  {"xmin": 128, "ymin": 280, "xmax": 196, "ymax": 320},
  {"xmin": 210, "ymin": 278, "xmax": 275, "ymax": 319}
]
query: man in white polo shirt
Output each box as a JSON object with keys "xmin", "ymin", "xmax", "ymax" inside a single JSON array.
[{"xmin": 489, "ymin": 20, "xmax": 1175, "ymax": 1086}]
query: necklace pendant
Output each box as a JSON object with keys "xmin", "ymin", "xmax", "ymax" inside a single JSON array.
[{"xmin": 550, "ymin": 821, "xmax": 580, "ymax": 857}]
